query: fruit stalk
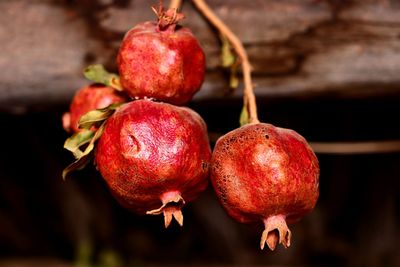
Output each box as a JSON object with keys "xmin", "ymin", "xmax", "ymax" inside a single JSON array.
[
  {"xmin": 169, "ymin": 0, "xmax": 182, "ymax": 10},
  {"xmin": 191, "ymin": 0, "xmax": 259, "ymax": 124}
]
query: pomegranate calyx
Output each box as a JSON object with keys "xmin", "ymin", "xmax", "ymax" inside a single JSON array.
[
  {"xmin": 151, "ymin": 4, "xmax": 184, "ymax": 31},
  {"xmin": 260, "ymin": 215, "xmax": 292, "ymax": 251},
  {"xmin": 146, "ymin": 191, "xmax": 185, "ymax": 228}
]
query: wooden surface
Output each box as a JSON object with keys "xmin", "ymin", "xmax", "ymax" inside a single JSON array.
[
  {"xmin": 0, "ymin": 259, "xmax": 72, "ymax": 267},
  {"xmin": 1, "ymin": 0, "xmax": 400, "ymax": 112}
]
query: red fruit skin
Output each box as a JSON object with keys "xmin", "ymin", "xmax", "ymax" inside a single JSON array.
[
  {"xmin": 117, "ymin": 21, "xmax": 205, "ymax": 105},
  {"xmin": 95, "ymin": 100, "xmax": 211, "ymax": 224},
  {"xmin": 211, "ymin": 123, "xmax": 319, "ymax": 249},
  {"xmin": 64, "ymin": 84, "xmax": 127, "ymax": 133}
]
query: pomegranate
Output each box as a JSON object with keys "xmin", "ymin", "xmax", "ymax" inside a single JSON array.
[
  {"xmin": 211, "ymin": 123, "xmax": 319, "ymax": 250},
  {"xmin": 63, "ymin": 84, "xmax": 127, "ymax": 133},
  {"xmin": 95, "ymin": 100, "xmax": 211, "ymax": 227},
  {"xmin": 117, "ymin": 6, "xmax": 205, "ymax": 105}
]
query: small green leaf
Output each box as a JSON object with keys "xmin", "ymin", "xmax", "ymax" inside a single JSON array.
[
  {"xmin": 220, "ymin": 35, "xmax": 240, "ymax": 90},
  {"xmin": 84, "ymin": 64, "xmax": 123, "ymax": 91},
  {"xmin": 62, "ymin": 123, "xmax": 106, "ymax": 180},
  {"xmin": 63, "ymin": 103, "xmax": 122, "ymax": 179},
  {"xmin": 64, "ymin": 130, "xmax": 95, "ymax": 158},
  {"xmin": 239, "ymin": 106, "xmax": 250, "ymax": 126},
  {"xmin": 220, "ymin": 35, "xmax": 236, "ymax": 68},
  {"xmin": 229, "ymin": 63, "xmax": 239, "ymax": 89},
  {"xmin": 78, "ymin": 103, "xmax": 122, "ymax": 130}
]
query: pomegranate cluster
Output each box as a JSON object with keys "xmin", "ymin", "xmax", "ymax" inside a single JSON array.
[
  {"xmin": 62, "ymin": 3, "xmax": 319, "ymax": 251},
  {"xmin": 63, "ymin": 5, "xmax": 211, "ymax": 228}
]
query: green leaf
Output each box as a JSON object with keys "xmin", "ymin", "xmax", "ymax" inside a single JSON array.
[
  {"xmin": 220, "ymin": 35, "xmax": 239, "ymax": 90},
  {"xmin": 64, "ymin": 130, "xmax": 95, "ymax": 158},
  {"xmin": 229, "ymin": 63, "xmax": 239, "ymax": 89},
  {"xmin": 220, "ymin": 35, "xmax": 236, "ymax": 68},
  {"xmin": 62, "ymin": 123, "xmax": 106, "ymax": 180},
  {"xmin": 84, "ymin": 64, "xmax": 123, "ymax": 91},
  {"xmin": 239, "ymin": 106, "xmax": 250, "ymax": 126},
  {"xmin": 63, "ymin": 103, "xmax": 122, "ymax": 179},
  {"xmin": 78, "ymin": 103, "xmax": 122, "ymax": 130}
]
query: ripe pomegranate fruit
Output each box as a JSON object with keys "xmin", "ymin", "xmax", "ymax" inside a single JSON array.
[
  {"xmin": 117, "ymin": 6, "xmax": 205, "ymax": 105},
  {"xmin": 211, "ymin": 123, "xmax": 319, "ymax": 250},
  {"xmin": 63, "ymin": 84, "xmax": 127, "ymax": 133},
  {"xmin": 95, "ymin": 100, "xmax": 211, "ymax": 227}
]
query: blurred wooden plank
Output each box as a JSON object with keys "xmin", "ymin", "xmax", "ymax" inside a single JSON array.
[
  {"xmin": 339, "ymin": 0, "xmax": 400, "ymax": 23},
  {"xmin": 1, "ymin": 0, "xmax": 400, "ymax": 113},
  {"xmin": 0, "ymin": 259, "xmax": 72, "ymax": 267}
]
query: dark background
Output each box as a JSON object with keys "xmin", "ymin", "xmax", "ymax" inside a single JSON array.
[{"xmin": 1, "ymin": 0, "xmax": 400, "ymax": 266}]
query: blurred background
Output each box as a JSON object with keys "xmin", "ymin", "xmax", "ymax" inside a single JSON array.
[{"xmin": 1, "ymin": 0, "xmax": 400, "ymax": 266}]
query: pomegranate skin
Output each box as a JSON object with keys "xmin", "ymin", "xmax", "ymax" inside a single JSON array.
[
  {"xmin": 95, "ymin": 100, "xmax": 211, "ymax": 227},
  {"xmin": 211, "ymin": 123, "xmax": 319, "ymax": 250},
  {"xmin": 117, "ymin": 21, "xmax": 205, "ymax": 105},
  {"xmin": 63, "ymin": 84, "xmax": 127, "ymax": 133}
]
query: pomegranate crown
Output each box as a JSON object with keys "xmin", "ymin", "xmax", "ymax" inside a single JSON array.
[{"xmin": 151, "ymin": 2, "xmax": 185, "ymax": 31}]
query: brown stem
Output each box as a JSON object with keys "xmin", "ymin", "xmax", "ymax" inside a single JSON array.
[
  {"xmin": 192, "ymin": 0, "xmax": 259, "ymax": 124},
  {"xmin": 169, "ymin": 0, "xmax": 183, "ymax": 10}
]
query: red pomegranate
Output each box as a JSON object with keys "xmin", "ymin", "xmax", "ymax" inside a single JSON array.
[
  {"xmin": 117, "ymin": 6, "xmax": 205, "ymax": 105},
  {"xmin": 95, "ymin": 100, "xmax": 211, "ymax": 227},
  {"xmin": 211, "ymin": 123, "xmax": 319, "ymax": 250},
  {"xmin": 63, "ymin": 84, "xmax": 127, "ymax": 133}
]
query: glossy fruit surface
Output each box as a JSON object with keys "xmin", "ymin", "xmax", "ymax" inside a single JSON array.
[
  {"xmin": 63, "ymin": 84, "xmax": 127, "ymax": 133},
  {"xmin": 211, "ymin": 123, "xmax": 319, "ymax": 250},
  {"xmin": 95, "ymin": 100, "xmax": 211, "ymax": 227},
  {"xmin": 117, "ymin": 11, "xmax": 205, "ymax": 105}
]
